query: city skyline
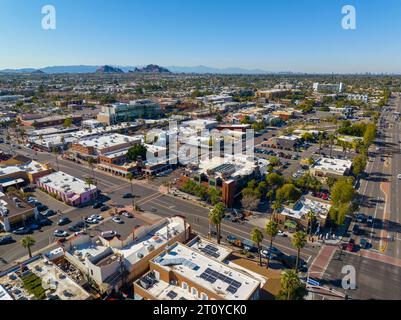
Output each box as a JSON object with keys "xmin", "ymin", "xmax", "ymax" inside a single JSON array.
[{"xmin": 1, "ymin": 0, "xmax": 401, "ymax": 73}]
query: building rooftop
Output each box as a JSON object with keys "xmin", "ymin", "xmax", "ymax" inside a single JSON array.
[
  {"xmin": 312, "ymin": 157, "xmax": 353, "ymax": 175},
  {"xmin": 198, "ymin": 155, "xmax": 257, "ymax": 180},
  {"xmin": 37, "ymin": 171, "xmax": 97, "ymax": 195},
  {"xmin": 76, "ymin": 133, "xmax": 140, "ymax": 151},
  {"xmin": 187, "ymin": 236, "xmax": 232, "ymax": 262},
  {"xmin": 152, "ymin": 242, "xmax": 260, "ymax": 300},
  {"xmin": 280, "ymin": 196, "xmax": 331, "ymax": 220}
]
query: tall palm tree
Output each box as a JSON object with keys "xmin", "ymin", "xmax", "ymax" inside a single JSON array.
[
  {"xmin": 265, "ymin": 220, "xmax": 279, "ymax": 269},
  {"xmin": 85, "ymin": 177, "xmax": 94, "ymax": 204},
  {"xmin": 87, "ymin": 156, "xmax": 97, "ymax": 188},
  {"xmin": 292, "ymin": 231, "xmax": 307, "ymax": 272},
  {"xmin": 305, "ymin": 210, "xmax": 316, "ymax": 241},
  {"xmin": 52, "ymin": 147, "xmax": 60, "ymax": 171},
  {"xmin": 280, "ymin": 269, "xmax": 302, "ymax": 300},
  {"xmin": 126, "ymin": 172, "xmax": 136, "ymax": 210},
  {"xmin": 328, "ymin": 133, "xmax": 335, "ymax": 158},
  {"xmin": 21, "ymin": 236, "xmax": 36, "ymax": 259},
  {"xmin": 271, "ymin": 200, "xmax": 282, "ymax": 222},
  {"xmin": 251, "ymin": 228, "xmax": 264, "ymax": 266},
  {"xmin": 208, "ymin": 203, "xmax": 225, "ymax": 244}
]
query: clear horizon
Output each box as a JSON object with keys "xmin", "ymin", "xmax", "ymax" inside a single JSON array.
[{"xmin": 1, "ymin": 0, "xmax": 401, "ymax": 73}]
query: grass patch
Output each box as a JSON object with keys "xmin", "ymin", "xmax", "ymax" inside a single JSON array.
[{"xmin": 20, "ymin": 273, "xmax": 47, "ymax": 300}]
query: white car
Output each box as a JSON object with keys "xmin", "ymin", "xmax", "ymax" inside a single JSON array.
[
  {"xmin": 54, "ymin": 230, "xmax": 68, "ymax": 237},
  {"xmin": 121, "ymin": 211, "xmax": 132, "ymax": 218},
  {"xmin": 112, "ymin": 216, "xmax": 123, "ymax": 224},
  {"xmin": 90, "ymin": 214, "xmax": 104, "ymax": 221},
  {"xmin": 397, "ymin": 174, "xmax": 401, "ymax": 180},
  {"xmin": 277, "ymin": 230, "xmax": 287, "ymax": 237},
  {"xmin": 85, "ymin": 217, "xmax": 98, "ymax": 224}
]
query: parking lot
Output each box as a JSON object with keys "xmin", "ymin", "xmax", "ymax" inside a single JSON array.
[{"xmin": 33, "ymin": 189, "xmax": 72, "ymax": 214}]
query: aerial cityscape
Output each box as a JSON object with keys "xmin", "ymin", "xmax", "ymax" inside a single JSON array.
[{"xmin": 1, "ymin": 0, "xmax": 401, "ymax": 306}]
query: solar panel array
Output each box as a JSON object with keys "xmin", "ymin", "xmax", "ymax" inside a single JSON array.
[
  {"xmin": 200, "ymin": 268, "xmax": 242, "ymax": 294},
  {"xmin": 199, "ymin": 244, "xmax": 220, "ymax": 259},
  {"xmin": 211, "ymin": 163, "xmax": 236, "ymax": 174}
]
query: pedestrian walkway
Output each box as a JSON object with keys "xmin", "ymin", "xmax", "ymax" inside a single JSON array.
[
  {"xmin": 360, "ymin": 250, "xmax": 401, "ymax": 268},
  {"xmin": 308, "ymin": 245, "xmax": 337, "ymax": 280}
]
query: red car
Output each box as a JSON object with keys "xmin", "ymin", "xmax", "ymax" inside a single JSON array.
[{"xmin": 346, "ymin": 239, "xmax": 355, "ymax": 252}]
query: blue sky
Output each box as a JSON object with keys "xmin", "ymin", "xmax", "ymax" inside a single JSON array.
[{"xmin": 1, "ymin": 0, "xmax": 400, "ymax": 73}]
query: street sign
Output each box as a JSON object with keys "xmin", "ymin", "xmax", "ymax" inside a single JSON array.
[{"xmin": 307, "ymin": 278, "xmax": 320, "ymax": 287}]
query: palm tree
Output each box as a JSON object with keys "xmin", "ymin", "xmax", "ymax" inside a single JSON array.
[
  {"xmin": 52, "ymin": 147, "xmax": 60, "ymax": 171},
  {"xmin": 251, "ymin": 228, "xmax": 264, "ymax": 266},
  {"xmin": 292, "ymin": 231, "xmax": 307, "ymax": 272},
  {"xmin": 329, "ymin": 133, "xmax": 335, "ymax": 158},
  {"xmin": 280, "ymin": 269, "xmax": 302, "ymax": 300},
  {"xmin": 87, "ymin": 156, "xmax": 97, "ymax": 188},
  {"xmin": 318, "ymin": 133, "xmax": 324, "ymax": 155},
  {"xmin": 305, "ymin": 211, "xmax": 316, "ymax": 241},
  {"xmin": 85, "ymin": 177, "xmax": 95, "ymax": 204},
  {"xmin": 271, "ymin": 200, "xmax": 282, "ymax": 222},
  {"xmin": 126, "ymin": 172, "xmax": 136, "ymax": 210},
  {"xmin": 208, "ymin": 203, "xmax": 225, "ymax": 244},
  {"xmin": 21, "ymin": 236, "xmax": 36, "ymax": 258},
  {"xmin": 265, "ymin": 220, "xmax": 279, "ymax": 269}
]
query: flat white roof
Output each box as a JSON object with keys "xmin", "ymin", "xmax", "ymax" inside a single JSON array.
[
  {"xmin": 277, "ymin": 134, "xmax": 300, "ymax": 141},
  {"xmin": 312, "ymin": 157, "xmax": 352, "ymax": 174},
  {"xmin": 280, "ymin": 196, "xmax": 331, "ymax": 220},
  {"xmin": 77, "ymin": 133, "xmax": 140, "ymax": 150},
  {"xmin": 153, "ymin": 243, "xmax": 260, "ymax": 300},
  {"xmin": 38, "ymin": 171, "xmax": 97, "ymax": 195},
  {"xmin": 0, "ymin": 160, "xmax": 48, "ymax": 177},
  {"xmin": 198, "ymin": 155, "xmax": 256, "ymax": 179}
]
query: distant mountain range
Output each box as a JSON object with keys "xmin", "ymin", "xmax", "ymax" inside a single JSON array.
[{"xmin": 0, "ymin": 64, "xmax": 283, "ymax": 75}]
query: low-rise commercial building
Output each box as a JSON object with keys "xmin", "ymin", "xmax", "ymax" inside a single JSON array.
[
  {"xmin": 36, "ymin": 171, "xmax": 98, "ymax": 206},
  {"xmin": 310, "ymin": 157, "xmax": 353, "ymax": 181}
]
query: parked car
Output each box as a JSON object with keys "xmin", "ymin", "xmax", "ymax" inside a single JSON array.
[
  {"xmin": 100, "ymin": 206, "xmax": 110, "ymax": 212},
  {"xmin": 279, "ymin": 255, "xmax": 308, "ymax": 272},
  {"xmin": 101, "ymin": 231, "xmax": 117, "ymax": 239},
  {"xmin": 68, "ymin": 225, "xmax": 82, "ymax": 232},
  {"xmin": 367, "ymin": 216, "xmax": 374, "ymax": 224},
  {"xmin": 346, "ymin": 239, "xmax": 355, "ymax": 252},
  {"xmin": 112, "ymin": 216, "xmax": 123, "ymax": 224},
  {"xmin": 53, "ymin": 230, "xmax": 68, "ymax": 237},
  {"xmin": 43, "ymin": 209, "xmax": 56, "ymax": 217},
  {"xmin": 352, "ymin": 224, "xmax": 362, "ymax": 235},
  {"xmin": 57, "ymin": 217, "xmax": 71, "ymax": 226},
  {"xmin": 29, "ymin": 224, "xmax": 40, "ymax": 231},
  {"xmin": 92, "ymin": 202, "xmax": 103, "ymax": 209},
  {"xmin": 360, "ymin": 238, "xmax": 369, "ymax": 249},
  {"xmin": 277, "ymin": 230, "xmax": 287, "ymax": 237},
  {"xmin": 12, "ymin": 227, "xmax": 31, "ymax": 235},
  {"xmin": 0, "ymin": 235, "xmax": 13, "ymax": 245},
  {"xmin": 84, "ymin": 217, "xmax": 98, "ymax": 224},
  {"xmin": 37, "ymin": 218, "xmax": 52, "ymax": 226},
  {"xmin": 36, "ymin": 204, "xmax": 48, "ymax": 212},
  {"xmin": 356, "ymin": 214, "xmax": 365, "ymax": 223},
  {"xmin": 90, "ymin": 214, "xmax": 103, "ymax": 221},
  {"xmin": 121, "ymin": 211, "xmax": 132, "ymax": 218},
  {"xmin": 122, "ymin": 193, "xmax": 133, "ymax": 199}
]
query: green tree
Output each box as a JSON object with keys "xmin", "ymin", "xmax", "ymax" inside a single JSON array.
[
  {"xmin": 207, "ymin": 187, "xmax": 221, "ymax": 205},
  {"xmin": 269, "ymin": 156, "xmax": 280, "ymax": 167},
  {"xmin": 209, "ymin": 203, "xmax": 225, "ymax": 244},
  {"xmin": 265, "ymin": 173, "xmax": 284, "ymax": 189},
  {"xmin": 305, "ymin": 210, "xmax": 316, "ymax": 240},
  {"xmin": 265, "ymin": 220, "xmax": 279, "ymax": 269},
  {"xmin": 329, "ymin": 202, "xmax": 350, "ymax": 226},
  {"xmin": 251, "ymin": 228, "xmax": 264, "ymax": 266},
  {"xmin": 276, "ymin": 184, "xmax": 301, "ymax": 204},
  {"xmin": 63, "ymin": 117, "xmax": 73, "ymax": 128},
  {"xmin": 215, "ymin": 114, "xmax": 223, "ymax": 123},
  {"xmin": 21, "ymin": 236, "xmax": 36, "ymax": 258},
  {"xmin": 292, "ymin": 231, "xmax": 307, "ymax": 272},
  {"xmin": 126, "ymin": 172, "xmax": 136, "ymax": 210},
  {"xmin": 352, "ymin": 154, "xmax": 367, "ymax": 177},
  {"xmin": 331, "ymin": 178, "xmax": 355, "ymax": 206},
  {"xmin": 127, "ymin": 144, "xmax": 147, "ymax": 161},
  {"xmin": 277, "ymin": 269, "xmax": 307, "ymax": 300}
]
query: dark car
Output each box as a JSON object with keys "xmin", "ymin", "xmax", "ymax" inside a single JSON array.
[
  {"xmin": 69, "ymin": 225, "xmax": 82, "ymax": 232},
  {"xmin": 92, "ymin": 202, "xmax": 103, "ymax": 209},
  {"xmin": 36, "ymin": 204, "xmax": 48, "ymax": 212},
  {"xmin": 37, "ymin": 218, "xmax": 52, "ymax": 226},
  {"xmin": 347, "ymin": 239, "xmax": 356, "ymax": 252},
  {"xmin": 0, "ymin": 235, "xmax": 13, "ymax": 245},
  {"xmin": 57, "ymin": 217, "xmax": 71, "ymax": 226},
  {"xmin": 29, "ymin": 224, "xmax": 41, "ymax": 231},
  {"xmin": 279, "ymin": 255, "xmax": 308, "ymax": 272},
  {"xmin": 12, "ymin": 227, "xmax": 31, "ymax": 235},
  {"xmin": 100, "ymin": 205, "xmax": 110, "ymax": 212},
  {"xmin": 122, "ymin": 193, "xmax": 133, "ymax": 199},
  {"xmin": 44, "ymin": 209, "xmax": 56, "ymax": 217},
  {"xmin": 352, "ymin": 224, "xmax": 363, "ymax": 235}
]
